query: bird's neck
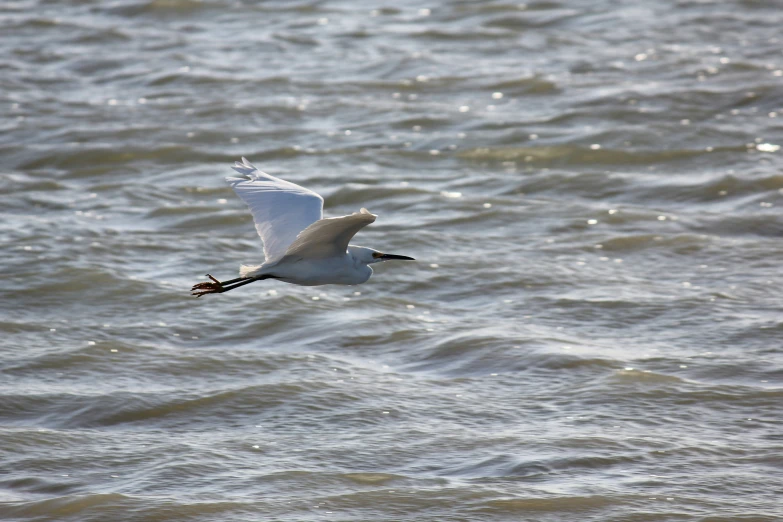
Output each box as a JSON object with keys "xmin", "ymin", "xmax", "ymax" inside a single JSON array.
[{"xmin": 348, "ymin": 249, "xmax": 364, "ymax": 267}]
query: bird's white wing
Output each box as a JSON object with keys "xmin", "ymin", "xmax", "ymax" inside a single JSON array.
[
  {"xmin": 227, "ymin": 158, "xmax": 324, "ymax": 263},
  {"xmin": 284, "ymin": 208, "xmax": 376, "ymax": 259}
]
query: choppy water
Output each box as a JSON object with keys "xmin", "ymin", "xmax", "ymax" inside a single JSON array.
[{"xmin": 2, "ymin": 1, "xmax": 783, "ymax": 520}]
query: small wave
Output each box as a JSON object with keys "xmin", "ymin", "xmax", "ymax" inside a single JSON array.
[
  {"xmin": 487, "ymin": 75, "xmax": 559, "ymax": 94},
  {"xmin": 482, "ymin": 494, "xmax": 623, "ymax": 513},
  {"xmin": 324, "ymin": 184, "xmax": 430, "ymax": 208},
  {"xmin": 641, "ymin": 173, "xmax": 783, "ymax": 203},
  {"xmin": 163, "ymin": 211, "xmax": 247, "ymax": 232},
  {"xmin": 19, "ymin": 145, "xmax": 216, "ymax": 173},
  {"xmin": 342, "ymin": 472, "xmax": 403, "ymax": 485},
  {"xmin": 611, "ymin": 368, "xmax": 685, "ymax": 384},
  {"xmin": 593, "ymin": 234, "xmax": 712, "ymax": 254},
  {"xmin": 5, "ymin": 492, "xmax": 255, "ymax": 519},
  {"xmin": 407, "ymin": 28, "xmax": 518, "ymax": 41},
  {"xmin": 458, "ymin": 145, "xmax": 747, "ymax": 167},
  {"xmin": 104, "ymin": 0, "xmax": 226, "ymax": 17},
  {"xmin": 483, "ymin": 10, "xmax": 582, "ymax": 30},
  {"xmin": 404, "ymin": 334, "xmax": 617, "ymax": 376},
  {"xmin": 5, "ymin": 492, "xmax": 129, "ymax": 519},
  {"xmin": 691, "ymin": 214, "xmax": 783, "ymax": 238},
  {"xmin": 4, "ymin": 266, "xmax": 132, "ymax": 296}
]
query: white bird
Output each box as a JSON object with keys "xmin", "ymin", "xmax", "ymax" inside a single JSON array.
[{"xmin": 192, "ymin": 158, "xmax": 415, "ymax": 297}]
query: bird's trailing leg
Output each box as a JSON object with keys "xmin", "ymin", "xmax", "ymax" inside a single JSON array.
[{"xmin": 191, "ymin": 274, "xmax": 269, "ymax": 297}]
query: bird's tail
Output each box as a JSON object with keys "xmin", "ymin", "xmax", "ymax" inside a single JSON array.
[{"xmin": 239, "ymin": 264, "xmax": 263, "ymax": 278}]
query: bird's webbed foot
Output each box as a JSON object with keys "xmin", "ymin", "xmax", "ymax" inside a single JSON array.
[{"xmin": 191, "ymin": 274, "xmax": 223, "ymax": 298}]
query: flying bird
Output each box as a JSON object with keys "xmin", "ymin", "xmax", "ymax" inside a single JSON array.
[{"xmin": 192, "ymin": 158, "xmax": 415, "ymax": 297}]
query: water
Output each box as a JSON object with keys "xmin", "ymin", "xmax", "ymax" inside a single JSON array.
[{"xmin": 2, "ymin": 0, "xmax": 782, "ymax": 520}]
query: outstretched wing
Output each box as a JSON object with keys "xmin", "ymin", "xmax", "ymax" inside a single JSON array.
[
  {"xmin": 227, "ymin": 158, "xmax": 324, "ymax": 263},
  {"xmin": 284, "ymin": 208, "xmax": 377, "ymax": 259}
]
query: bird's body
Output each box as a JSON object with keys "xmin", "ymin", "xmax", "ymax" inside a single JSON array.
[
  {"xmin": 252, "ymin": 250, "xmax": 374, "ymax": 286},
  {"xmin": 192, "ymin": 158, "xmax": 414, "ymax": 297}
]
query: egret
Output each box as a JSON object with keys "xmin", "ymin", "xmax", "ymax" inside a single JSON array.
[{"xmin": 192, "ymin": 158, "xmax": 415, "ymax": 297}]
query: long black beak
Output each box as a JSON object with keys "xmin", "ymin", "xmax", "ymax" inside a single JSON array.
[{"xmin": 381, "ymin": 254, "xmax": 415, "ymax": 261}]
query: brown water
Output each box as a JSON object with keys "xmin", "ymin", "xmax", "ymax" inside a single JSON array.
[{"xmin": 2, "ymin": 1, "xmax": 782, "ymax": 521}]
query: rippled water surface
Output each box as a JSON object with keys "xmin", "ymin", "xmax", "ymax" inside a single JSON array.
[{"xmin": 2, "ymin": 1, "xmax": 783, "ymax": 520}]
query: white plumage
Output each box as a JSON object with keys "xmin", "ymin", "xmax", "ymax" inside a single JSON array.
[
  {"xmin": 227, "ymin": 157, "xmax": 324, "ymax": 264},
  {"xmin": 192, "ymin": 158, "xmax": 414, "ymax": 297}
]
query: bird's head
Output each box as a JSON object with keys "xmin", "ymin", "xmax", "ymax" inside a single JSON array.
[{"xmin": 349, "ymin": 246, "xmax": 415, "ymax": 265}]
